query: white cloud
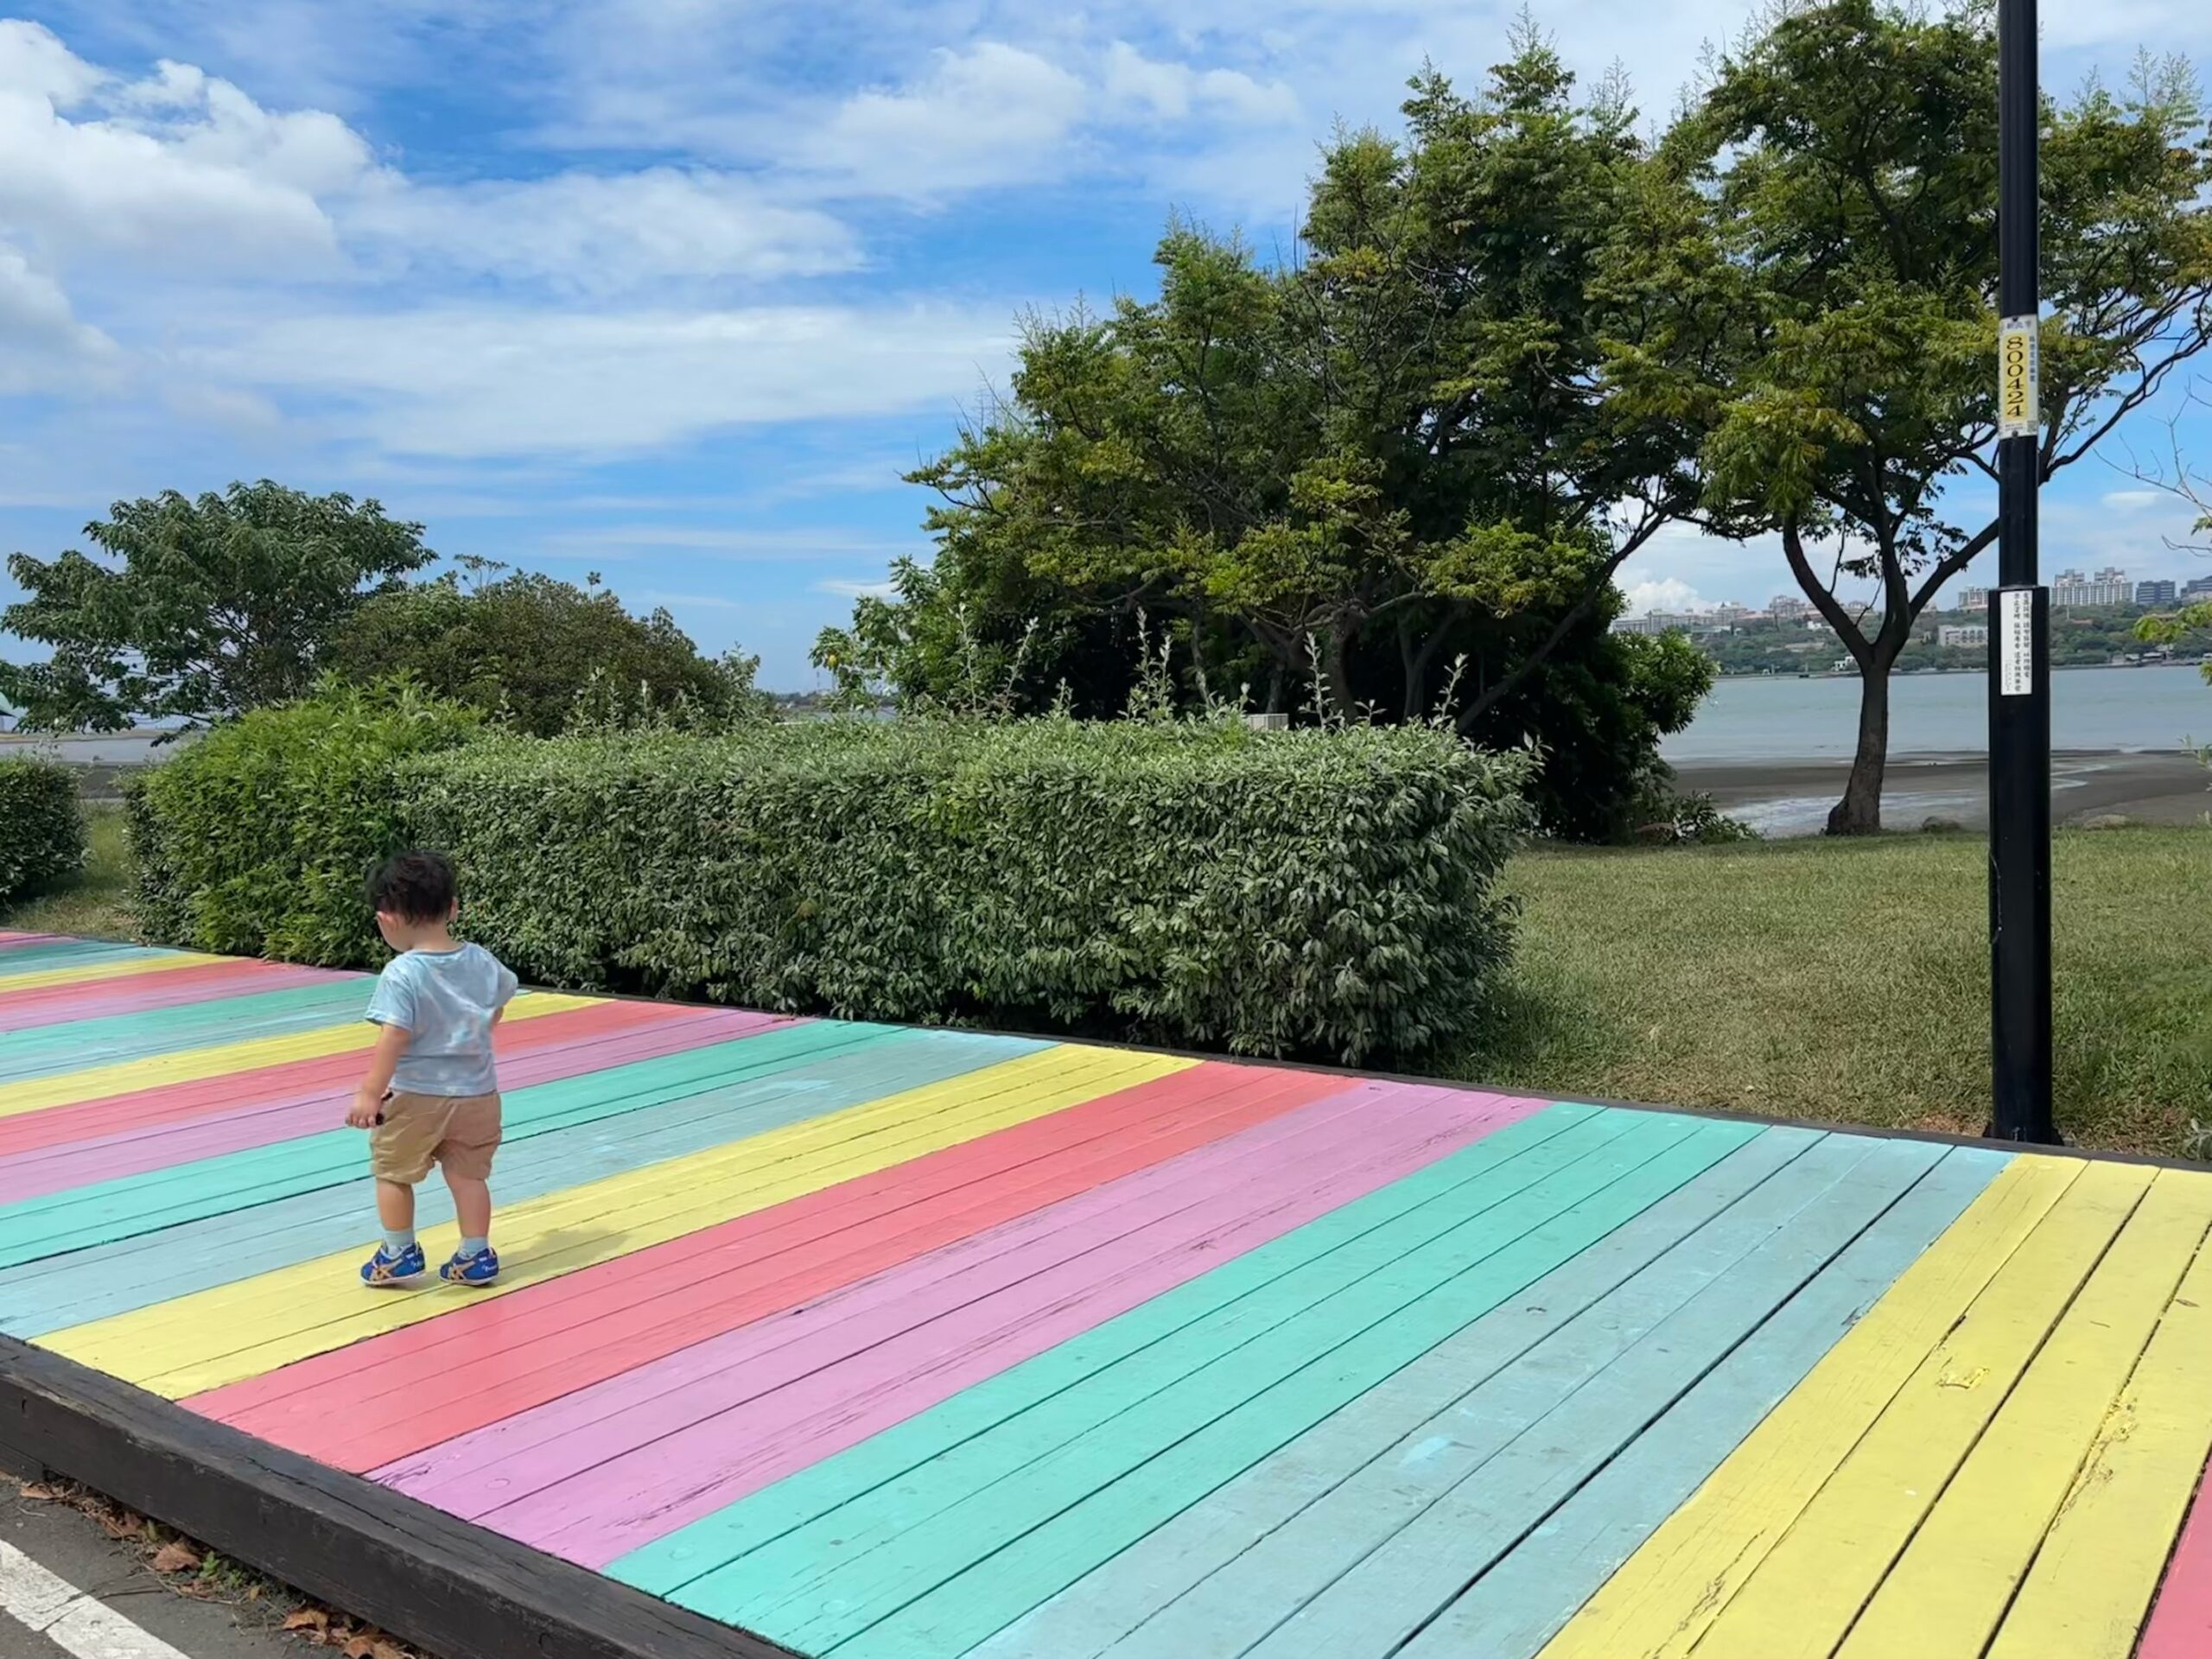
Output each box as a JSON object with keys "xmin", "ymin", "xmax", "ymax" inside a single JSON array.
[
  {"xmin": 1619, "ymin": 575, "xmax": 1707, "ymax": 615},
  {"xmin": 2101, "ymin": 488, "xmax": 2169, "ymax": 514},
  {"xmin": 1101, "ymin": 41, "xmax": 1300, "ymax": 124},
  {"xmin": 0, "ymin": 243, "xmax": 119, "ymax": 391},
  {"xmin": 814, "ymin": 576, "xmax": 898, "ymax": 598},
  {"xmin": 797, "ymin": 43, "xmax": 1089, "ymax": 197}
]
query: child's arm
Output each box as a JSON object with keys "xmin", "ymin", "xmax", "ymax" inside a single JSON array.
[{"xmin": 346, "ymin": 1022, "xmax": 412, "ymax": 1128}]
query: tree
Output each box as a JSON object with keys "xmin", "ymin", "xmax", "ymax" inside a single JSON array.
[
  {"xmin": 0, "ymin": 481, "xmax": 434, "ymax": 732},
  {"xmin": 817, "ymin": 37, "xmax": 1719, "ymax": 835},
  {"xmin": 327, "ymin": 568, "xmax": 769, "ymax": 735},
  {"xmin": 1672, "ymin": 0, "xmax": 2212, "ymax": 832}
]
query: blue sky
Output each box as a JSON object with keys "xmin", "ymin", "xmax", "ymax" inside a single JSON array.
[{"xmin": 3, "ymin": 2, "xmax": 2209, "ymax": 688}]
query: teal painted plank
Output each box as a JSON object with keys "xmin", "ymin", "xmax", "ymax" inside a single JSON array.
[
  {"xmin": 665, "ymin": 1114, "xmax": 1760, "ymax": 1653},
  {"xmin": 607, "ymin": 1102, "xmax": 1615, "ymax": 1602},
  {"xmin": 966, "ymin": 1125, "xmax": 1825, "ymax": 1659},
  {"xmin": 0, "ymin": 980, "xmax": 369, "ymax": 1080},
  {"xmin": 810, "ymin": 1117, "xmax": 1763, "ymax": 1659},
  {"xmin": 1397, "ymin": 1144, "xmax": 2011, "ymax": 1659},
  {"xmin": 0, "ymin": 942, "xmax": 171, "ymax": 975},
  {"xmin": 0, "ymin": 1028, "xmax": 1039, "ymax": 1334},
  {"xmin": 0, "ymin": 1020, "xmax": 901, "ymax": 1271},
  {"xmin": 1222, "ymin": 1135, "xmax": 1945, "ymax": 1659}
]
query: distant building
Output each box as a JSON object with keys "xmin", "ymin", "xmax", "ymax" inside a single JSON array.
[
  {"xmin": 2052, "ymin": 567, "xmax": 2133, "ymax": 608},
  {"xmin": 2138, "ymin": 579, "xmax": 2179, "ymax": 607},
  {"xmin": 2184, "ymin": 575, "xmax": 2212, "ymax": 601},
  {"xmin": 1768, "ymin": 594, "xmax": 1813, "ymax": 620},
  {"xmin": 1958, "ymin": 585, "xmax": 1992, "ymax": 613},
  {"xmin": 1938, "ymin": 624, "xmax": 1988, "ymax": 650}
]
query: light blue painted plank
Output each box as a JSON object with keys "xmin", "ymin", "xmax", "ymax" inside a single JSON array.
[
  {"xmin": 1226, "ymin": 1135, "xmax": 1947, "ymax": 1659},
  {"xmin": 0, "ymin": 1020, "xmax": 911, "ymax": 1273},
  {"xmin": 1396, "ymin": 1144, "xmax": 2011, "ymax": 1659},
  {"xmin": 682, "ymin": 1117, "xmax": 1764, "ymax": 1656},
  {"xmin": 608, "ymin": 1103, "xmax": 1615, "ymax": 1602},
  {"xmin": 962, "ymin": 1125, "xmax": 1825, "ymax": 1659},
  {"xmin": 0, "ymin": 980, "xmax": 370, "ymax": 1080},
  {"xmin": 0, "ymin": 942, "xmax": 170, "ymax": 974},
  {"xmin": 0, "ymin": 1027, "xmax": 1037, "ymax": 1334}
]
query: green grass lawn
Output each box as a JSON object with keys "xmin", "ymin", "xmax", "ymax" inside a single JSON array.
[
  {"xmin": 1454, "ymin": 827, "xmax": 2212, "ymax": 1157},
  {"xmin": 3, "ymin": 804, "xmax": 135, "ymax": 942},
  {"xmin": 7, "ymin": 805, "xmax": 2206, "ymax": 1156}
]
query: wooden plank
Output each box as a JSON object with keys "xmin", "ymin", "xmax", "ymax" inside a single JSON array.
[
  {"xmin": 0, "ymin": 1027, "xmax": 1024, "ymax": 1338},
  {"xmin": 0, "ymin": 947, "xmax": 188, "ymax": 985},
  {"xmin": 0, "ymin": 1004, "xmax": 751, "ymax": 1204},
  {"xmin": 1985, "ymin": 1185, "xmax": 2212, "ymax": 1659},
  {"xmin": 0, "ymin": 980, "xmax": 372, "ymax": 1082},
  {"xmin": 967, "ymin": 1128, "xmax": 1832, "ymax": 1659},
  {"xmin": 0, "ymin": 960, "xmax": 339, "ymax": 1032},
  {"xmin": 408, "ymin": 1082, "xmax": 1538, "ymax": 1565},
  {"xmin": 1398, "ymin": 1147, "xmax": 2010, "ymax": 1659},
  {"xmin": 1196, "ymin": 1137, "xmax": 1941, "ymax": 1659},
  {"xmin": 204, "ymin": 1064, "xmax": 1360, "ymax": 1471},
  {"xmin": 0, "ymin": 1017, "xmax": 877, "ymax": 1273},
  {"xmin": 2138, "ymin": 1459, "xmax": 2212, "ymax": 1659},
  {"xmin": 47, "ymin": 1046, "xmax": 1192, "ymax": 1395},
  {"xmin": 0, "ymin": 1000, "xmax": 729, "ymax": 1164},
  {"xmin": 0, "ymin": 1336, "xmax": 804, "ymax": 1659},
  {"xmin": 1534, "ymin": 1153, "xmax": 2081, "ymax": 1659},
  {"xmin": 0, "ymin": 988, "xmax": 597, "ymax": 1122},
  {"xmin": 1840, "ymin": 1168, "xmax": 2212, "ymax": 1658},
  {"xmin": 677, "ymin": 1117, "xmax": 1750, "ymax": 1654},
  {"xmin": 607, "ymin": 1103, "xmax": 1613, "ymax": 1600},
  {"xmin": 1688, "ymin": 1160, "xmax": 2152, "ymax": 1659}
]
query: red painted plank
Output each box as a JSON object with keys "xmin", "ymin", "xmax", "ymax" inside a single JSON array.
[
  {"xmin": 0, "ymin": 998, "xmax": 704, "ymax": 1163},
  {"xmin": 0, "ymin": 959, "xmax": 344, "ymax": 1030},
  {"xmin": 0, "ymin": 1003, "xmax": 779, "ymax": 1202},
  {"xmin": 2139, "ymin": 1459, "xmax": 2212, "ymax": 1659},
  {"xmin": 190, "ymin": 1063, "xmax": 1357, "ymax": 1471}
]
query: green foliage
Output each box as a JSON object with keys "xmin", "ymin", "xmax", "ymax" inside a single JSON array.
[
  {"xmin": 1, "ymin": 482, "xmax": 435, "ymax": 732},
  {"xmin": 1658, "ymin": 0, "xmax": 2212, "ymax": 830},
  {"xmin": 398, "ymin": 721, "xmax": 1532, "ymax": 1063},
  {"xmin": 327, "ymin": 569, "xmax": 770, "ymax": 736},
  {"xmin": 818, "ymin": 37, "xmax": 1710, "ymax": 837},
  {"xmin": 126, "ymin": 681, "xmax": 479, "ymax": 964},
  {"xmin": 0, "ymin": 755, "xmax": 86, "ymax": 905},
  {"xmin": 2139, "ymin": 601, "xmax": 2212, "ymax": 684}
]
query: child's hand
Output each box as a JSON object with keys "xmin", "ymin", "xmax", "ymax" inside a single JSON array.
[{"xmin": 346, "ymin": 1090, "xmax": 385, "ymax": 1129}]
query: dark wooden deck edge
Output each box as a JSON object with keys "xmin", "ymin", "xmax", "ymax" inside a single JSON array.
[{"xmin": 0, "ymin": 1335, "xmax": 809, "ymax": 1659}]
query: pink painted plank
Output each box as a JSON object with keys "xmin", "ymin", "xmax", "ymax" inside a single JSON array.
[
  {"xmin": 2139, "ymin": 1458, "xmax": 2212, "ymax": 1659},
  {"xmin": 0, "ymin": 1004, "xmax": 775, "ymax": 1201},
  {"xmin": 0, "ymin": 959, "xmax": 343, "ymax": 1030},
  {"xmin": 385, "ymin": 1081, "xmax": 1531, "ymax": 1567},
  {"xmin": 0, "ymin": 932, "xmax": 67, "ymax": 950}
]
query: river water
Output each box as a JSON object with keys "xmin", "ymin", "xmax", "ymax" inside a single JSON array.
[{"xmin": 1662, "ymin": 664, "xmax": 2210, "ymax": 763}]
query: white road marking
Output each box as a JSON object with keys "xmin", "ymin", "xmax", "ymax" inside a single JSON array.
[{"xmin": 1, "ymin": 1539, "xmax": 192, "ymax": 1659}]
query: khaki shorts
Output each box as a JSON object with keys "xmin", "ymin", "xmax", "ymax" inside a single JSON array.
[{"xmin": 370, "ymin": 1090, "xmax": 502, "ymax": 1185}]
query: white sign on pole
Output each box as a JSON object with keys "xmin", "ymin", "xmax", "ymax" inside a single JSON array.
[
  {"xmin": 1999, "ymin": 589, "xmax": 2034, "ymax": 696},
  {"xmin": 1999, "ymin": 315, "xmax": 2039, "ymax": 438}
]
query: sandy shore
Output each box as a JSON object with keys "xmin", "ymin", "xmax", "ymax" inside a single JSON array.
[{"xmin": 1675, "ymin": 750, "xmax": 2209, "ymax": 836}]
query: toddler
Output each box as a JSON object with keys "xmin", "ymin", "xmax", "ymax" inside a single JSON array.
[{"xmin": 346, "ymin": 849, "xmax": 518, "ymax": 1287}]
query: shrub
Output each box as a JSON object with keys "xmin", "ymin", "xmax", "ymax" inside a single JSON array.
[
  {"xmin": 0, "ymin": 754, "xmax": 87, "ymax": 906},
  {"xmin": 398, "ymin": 719, "xmax": 1533, "ymax": 1064},
  {"xmin": 128, "ymin": 681, "xmax": 479, "ymax": 964}
]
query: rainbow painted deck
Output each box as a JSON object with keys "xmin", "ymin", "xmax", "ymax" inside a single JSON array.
[{"xmin": 5, "ymin": 927, "xmax": 2212, "ymax": 1659}]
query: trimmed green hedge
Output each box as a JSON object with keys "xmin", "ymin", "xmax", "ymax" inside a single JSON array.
[
  {"xmin": 127, "ymin": 683, "xmax": 479, "ymax": 963},
  {"xmin": 0, "ymin": 754, "xmax": 86, "ymax": 906},
  {"xmin": 131, "ymin": 705, "xmax": 1532, "ymax": 1063}
]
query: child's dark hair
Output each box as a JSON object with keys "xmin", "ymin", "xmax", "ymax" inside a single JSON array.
[{"xmin": 366, "ymin": 849, "xmax": 457, "ymax": 923}]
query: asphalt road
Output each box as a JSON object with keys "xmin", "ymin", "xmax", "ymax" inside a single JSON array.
[{"xmin": 1, "ymin": 1488, "xmax": 302, "ymax": 1659}]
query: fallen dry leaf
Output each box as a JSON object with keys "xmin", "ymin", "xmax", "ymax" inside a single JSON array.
[
  {"xmin": 97, "ymin": 1508, "xmax": 144, "ymax": 1541},
  {"xmin": 150, "ymin": 1541, "xmax": 202, "ymax": 1574},
  {"xmin": 283, "ymin": 1608, "xmax": 331, "ymax": 1634},
  {"xmin": 370, "ymin": 1642, "xmax": 408, "ymax": 1659},
  {"xmin": 17, "ymin": 1483, "xmax": 60, "ymax": 1502}
]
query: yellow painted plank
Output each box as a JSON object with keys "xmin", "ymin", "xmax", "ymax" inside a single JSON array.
[
  {"xmin": 1839, "ymin": 1169, "xmax": 2212, "ymax": 1659},
  {"xmin": 1694, "ymin": 1160, "xmax": 2153, "ymax": 1659},
  {"xmin": 1985, "ymin": 1174, "xmax": 2212, "ymax": 1659},
  {"xmin": 44, "ymin": 1044, "xmax": 1190, "ymax": 1396},
  {"xmin": 0, "ymin": 951, "xmax": 227, "ymax": 993},
  {"xmin": 1536, "ymin": 1154, "xmax": 2082, "ymax": 1659},
  {"xmin": 0, "ymin": 991, "xmax": 599, "ymax": 1120}
]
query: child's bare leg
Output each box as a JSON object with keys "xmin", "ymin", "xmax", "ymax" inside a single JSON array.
[
  {"xmin": 444, "ymin": 1172, "xmax": 492, "ymax": 1243},
  {"xmin": 376, "ymin": 1179, "xmax": 416, "ymax": 1232}
]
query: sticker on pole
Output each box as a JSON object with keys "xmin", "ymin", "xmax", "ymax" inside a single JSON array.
[
  {"xmin": 1999, "ymin": 315, "xmax": 2039, "ymax": 437},
  {"xmin": 1999, "ymin": 589, "xmax": 2034, "ymax": 696}
]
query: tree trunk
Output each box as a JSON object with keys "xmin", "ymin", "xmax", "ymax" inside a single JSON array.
[{"xmin": 1827, "ymin": 657, "xmax": 1892, "ymax": 836}]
